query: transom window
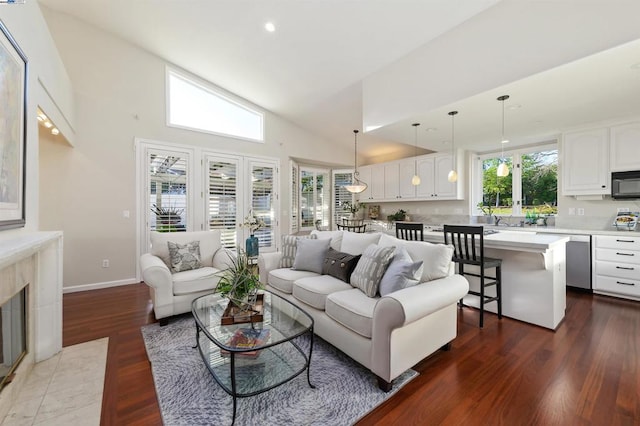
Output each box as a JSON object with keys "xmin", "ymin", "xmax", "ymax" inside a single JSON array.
[{"xmin": 166, "ymin": 69, "xmax": 264, "ymax": 142}]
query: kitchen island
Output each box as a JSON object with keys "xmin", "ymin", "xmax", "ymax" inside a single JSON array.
[{"xmin": 421, "ymin": 229, "xmax": 569, "ymax": 330}]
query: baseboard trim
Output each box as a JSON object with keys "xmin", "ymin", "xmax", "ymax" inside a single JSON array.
[{"xmin": 63, "ymin": 278, "xmax": 140, "ymax": 294}]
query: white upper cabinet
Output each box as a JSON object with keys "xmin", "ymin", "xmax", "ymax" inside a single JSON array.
[
  {"xmin": 562, "ymin": 128, "xmax": 610, "ymax": 195},
  {"xmin": 610, "ymin": 122, "xmax": 640, "ymax": 172},
  {"xmin": 416, "ymin": 154, "xmax": 460, "ymax": 200},
  {"xmin": 399, "ymin": 158, "xmax": 418, "ymax": 199},
  {"xmin": 356, "ymin": 165, "xmax": 372, "ymax": 201},
  {"xmin": 384, "ymin": 162, "xmax": 401, "ymax": 200},
  {"xmin": 358, "ymin": 164, "xmax": 385, "ymax": 201},
  {"xmin": 356, "ymin": 153, "xmax": 462, "ymax": 202},
  {"xmin": 381, "ymin": 159, "xmax": 418, "ymax": 200}
]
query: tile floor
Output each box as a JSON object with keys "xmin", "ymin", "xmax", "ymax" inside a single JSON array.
[{"xmin": 1, "ymin": 338, "xmax": 108, "ymax": 426}]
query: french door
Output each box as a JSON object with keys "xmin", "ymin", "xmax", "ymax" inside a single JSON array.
[{"xmin": 137, "ymin": 139, "xmax": 279, "ymax": 278}]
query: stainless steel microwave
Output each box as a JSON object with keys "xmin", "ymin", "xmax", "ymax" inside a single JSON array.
[{"xmin": 612, "ymin": 171, "xmax": 640, "ymax": 199}]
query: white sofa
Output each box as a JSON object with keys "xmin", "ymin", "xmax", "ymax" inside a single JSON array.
[
  {"xmin": 139, "ymin": 230, "xmax": 233, "ymax": 325},
  {"xmin": 258, "ymin": 230, "xmax": 469, "ymax": 390}
]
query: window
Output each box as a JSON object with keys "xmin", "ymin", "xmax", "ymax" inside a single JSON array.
[
  {"xmin": 475, "ymin": 145, "xmax": 557, "ymax": 217},
  {"xmin": 207, "ymin": 157, "xmax": 239, "ymax": 249},
  {"xmin": 290, "ymin": 161, "xmax": 299, "ymax": 234},
  {"xmin": 299, "ymin": 168, "xmax": 330, "ymax": 231},
  {"xmin": 137, "ymin": 140, "xmax": 279, "ymax": 275},
  {"xmin": 333, "ymin": 170, "xmax": 354, "ymax": 226},
  {"xmin": 249, "ymin": 161, "xmax": 277, "ymax": 250},
  {"xmin": 148, "ymin": 150, "xmax": 189, "ymax": 232},
  {"xmin": 167, "ymin": 69, "xmax": 264, "ymax": 141}
]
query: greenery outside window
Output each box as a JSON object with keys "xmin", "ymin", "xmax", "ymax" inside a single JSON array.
[{"xmin": 475, "ymin": 145, "xmax": 557, "ymax": 218}]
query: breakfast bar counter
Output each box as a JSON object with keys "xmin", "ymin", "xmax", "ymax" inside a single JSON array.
[{"xmin": 421, "ymin": 230, "xmax": 569, "ymax": 330}]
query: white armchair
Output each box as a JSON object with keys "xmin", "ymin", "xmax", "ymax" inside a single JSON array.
[{"xmin": 139, "ymin": 230, "xmax": 233, "ymax": 325}]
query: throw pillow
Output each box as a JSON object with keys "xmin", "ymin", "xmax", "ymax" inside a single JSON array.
[
  {"xmin": 280, "ymin": 234, "xmax": 317, "ymax": 268},
  {"xmin": 167, "ymin": 240, "xmax": 202, "ymax": 273},
  {"xmin": 292, "ymin": 238, "xmax": 331, "ymax": 274},
  {"xmin": 322, "ymin": 248, "xmax": 361, "ymax": 283},
  {"xmin": 378, "ymin": 247, "xmax": 424, "ymax": 296},
  {"xmin": 340, "ymin": 232, "xmax": 381, "ymax": 255},
  {"xmin": 350, "ymin": 244, "xmax": 395, "ymax": 297}
]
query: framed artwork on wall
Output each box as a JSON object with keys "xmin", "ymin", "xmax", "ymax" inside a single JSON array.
[{"xmin": 0, "ymin": 20, "xmax": 27, "ymax": 231}]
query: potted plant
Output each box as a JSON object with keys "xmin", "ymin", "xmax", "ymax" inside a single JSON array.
[
  {"xmin": 240, "ymin": 210, "xmax": 266, "ymax": 257},
  {"xmin": 216, "ymin": 249, "xmax": 263, "ymax": 313},
  {"xmin": 477, "ymin": 202, "xmax": 495, "ymax": 224},
  {"xmin": 342, "ymin": 201, "xmax": 366, "ymax": 219},
  {"xmin": 151, "ymin": 204, "xmax": 184, "ymax": 232},
  {"xmin": 387, "ymin": 209, "xmax": 407, "ymax": 222}
]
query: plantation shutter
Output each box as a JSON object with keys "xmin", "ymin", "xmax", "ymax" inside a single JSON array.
[
  {"xmin": 290, "ymin": 160, "xmax": 299, "ymax": 234},
  {"xmin": 206, "ymin": 156, "xmax": 240, "ymax": 249},
  {"xmin": 147, "ymin": 150, "xmax": 189, "ymax": 233},
  {"xmin": 248, "ymin": 160, "xmax": 277, "ymax": 252},
  {"xmin": 333, "ymin": 170, "xmax": 354, "ymax": 228}
]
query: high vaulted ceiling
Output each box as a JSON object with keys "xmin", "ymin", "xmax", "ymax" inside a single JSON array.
[{"xmin": 39, "ymin": 0, "xmax": 640, "ymax": 164}]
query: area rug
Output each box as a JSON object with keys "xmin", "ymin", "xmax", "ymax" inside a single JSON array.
[{"xmin": 141, "ymin": 315, "xmax": 418, "ymax": 425}]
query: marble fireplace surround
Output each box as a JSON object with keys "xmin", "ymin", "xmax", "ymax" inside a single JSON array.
[{"xmin": 0, "ymin": 232, "xmax": 63, "ymax": 420}]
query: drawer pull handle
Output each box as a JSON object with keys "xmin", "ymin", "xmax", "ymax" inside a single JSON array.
[
  {"xmin": 616, "ymin": 266, "xmax": 635, "ymax": 270},
  {"xmin": 616, "ymin": 239, "xmax": 635, "ymax": 243},
  {"xmin": 616, "ymin": 281, "xmax": 636, "ymax": 286},
  {"xmin": 616, "ymin": 252, "xmax": 635, "ymax": 256}
]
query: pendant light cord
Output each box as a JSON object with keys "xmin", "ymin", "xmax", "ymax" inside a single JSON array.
[{"xmin": 353, "ymin": 129, "xmax": 359, "ymax": 178}]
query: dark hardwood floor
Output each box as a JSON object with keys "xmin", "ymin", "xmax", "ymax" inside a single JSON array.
[{"xmin": 63, "ymin": 284, "xmax": 640, "ymax": 425}]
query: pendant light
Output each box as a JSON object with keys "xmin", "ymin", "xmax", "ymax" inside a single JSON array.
[
  {"xmin": 497, "ymin": 95, "xmax": 510, "ymax": 177},
  {"xmin": 411, "ymin": 123, "xmax": 421, "ymax": 186},
  {"xmin": 447, "ymin": 111, "xmax": 459, "ymax": 183},
  {"xmin": 344, "ymin": 129, "xmax": 368, "ymax": 193}
]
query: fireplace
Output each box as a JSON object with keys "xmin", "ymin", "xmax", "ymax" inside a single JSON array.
[
  {"xmin": 0, "ymin": 231, "xmax": 63, "ymax": 419},
  {"xmin": 0, "ymin": 287, "xmax": 26, "ymax": 392}
]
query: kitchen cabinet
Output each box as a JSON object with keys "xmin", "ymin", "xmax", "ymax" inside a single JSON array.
[
  {"xmin": 561, "ymin": 128, "xmax": 609, "ymax": 196},
  {"xmin": 356, "ymin": 153, "xmax": 462, "ymax": 202},
  {"xmin": 610, "ymin": 122, "xmax": 640, "ymax": 172},
  {"xmin": 357, "ymin": 164, "xmax": 385, "ymax": 201},
  {"xmin": 416, "ymin": 154, "xmax": 459, "ymax": 199},
  {"xmin": 384, "ymin": 162, "xmax": 401, "ymax": 199},
  {"xmin": 383, "ymin": 159, "xmax": 417, "ymax": 200},
  {"xmin": 593, "ymin": 235, "xmax": 640, "ymax": 301}
]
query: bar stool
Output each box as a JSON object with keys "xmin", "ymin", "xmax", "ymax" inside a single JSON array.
[
  {"xmin": 443, "ymin": 225, "xmax": 502, "ymax": 328},
  {"xmin": 395, "ymin": 222, "xmax": 424, "ymax": 241}
]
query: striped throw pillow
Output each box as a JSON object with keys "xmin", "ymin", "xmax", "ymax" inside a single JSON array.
[
  {"xmin": 280, "ymin": 234, "xmax": 317, "ymax": 268},
  {"xmin": 350, "ymin": 244, "xmax": 395, "ymax": 297}
]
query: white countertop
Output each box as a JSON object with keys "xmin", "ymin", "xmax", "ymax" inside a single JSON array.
[{"xmin": 420, "ymin": 229, "xmax": 569, "ymax": 253}]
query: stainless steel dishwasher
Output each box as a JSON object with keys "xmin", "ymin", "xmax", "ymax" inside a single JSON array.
[{"xmin": 565, "ymin": 234, "xmax": 592, "ymax": 291}]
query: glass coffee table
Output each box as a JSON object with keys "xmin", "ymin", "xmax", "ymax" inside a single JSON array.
[{"xmin": 192, "ymin": 291, "xmax": 315, "ymax": 425}]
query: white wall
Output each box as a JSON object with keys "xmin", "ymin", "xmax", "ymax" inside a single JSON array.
[
  {"xmin": 39, "ymin": 8, "xmax": 351, "ymax": 289},
  {"xmin": 363, "ymin": 1, "xmax": 640, "ymax": 130},
  {"xmin": 0, "ymin": 3, "xmax": 74, "ymax": 236}
]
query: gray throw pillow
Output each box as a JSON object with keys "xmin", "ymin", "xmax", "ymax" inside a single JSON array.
[
  {"xmin": 292, "ymin": 238, "xmax": 331, "ymax": 274},
  {"xmin": 378, "ymin": 250, "xmax": 424, "ymax": 296},
  {"xmin": 167, "ymin": 240, "xmax": 201, "ymax": 272},
  {"xmin": 280, "ymin": 234, "xmax": 317, "ymax": 268},
  {"xmin": 350, "ymin": 244, "xmax": 395, "ymax": 297}
]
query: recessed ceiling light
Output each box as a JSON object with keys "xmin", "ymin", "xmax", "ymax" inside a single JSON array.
[
  {"xmin": 264, "ymin": 22, "xmax": 276, "ymax": 32},
  {"xmin": 507, "ymin": 104, "xmax": 522, "ymax": 110},
  {"xmin": 51, "ymin": 128, "xmax": 59, "ymax": 136},
  {"xmin": 501, "ymin": 139, "xmax": 510, "ymax": 144},
  {"xmin": 425, "ymin": 127, "xmax": 437, "ymax": 132}
]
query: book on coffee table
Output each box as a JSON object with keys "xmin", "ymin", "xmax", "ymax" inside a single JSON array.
[{"xmin": 221, "ymin": 328, "xmax": 271, "ymax": 359}]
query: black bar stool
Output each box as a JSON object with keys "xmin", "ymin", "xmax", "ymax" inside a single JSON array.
[
  {"xmin": 443, "ymin": 225, "xmax": 502, "ymax": 328},
  {"xmin": 395, "ymin": 222, "xmax": 424, "ymax": 241}
]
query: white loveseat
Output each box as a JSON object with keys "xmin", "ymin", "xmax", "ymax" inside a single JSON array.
[
  {"xmin": 258, "ymin": 230, "xmax": 469, "ymax": 390},
  {"xmin": 139, "ymin": 230, "xmax": 233, "ymax": 325}
]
